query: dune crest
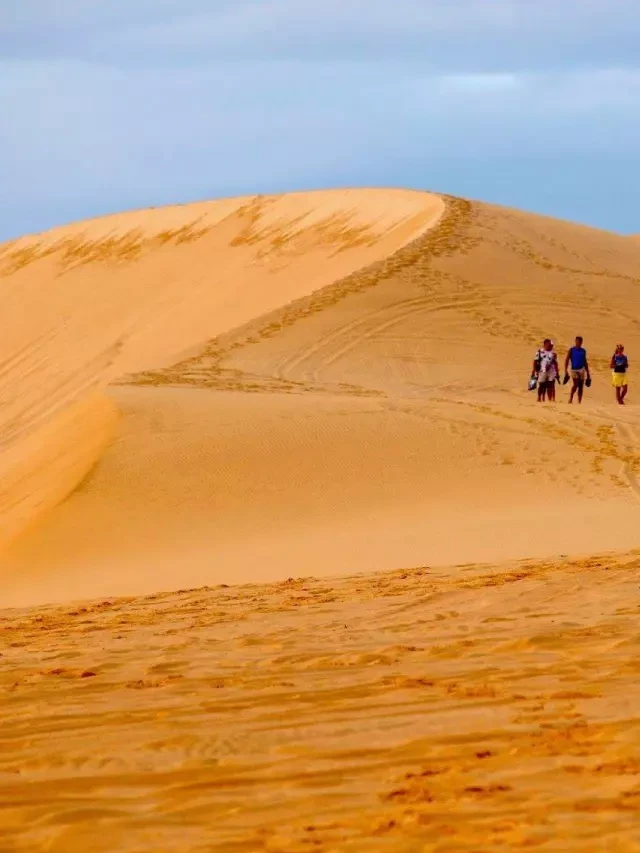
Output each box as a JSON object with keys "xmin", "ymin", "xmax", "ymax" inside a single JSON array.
[
  {"xmin": 3, "ymin": 189, "xmax": 640, "ymax": 851},
  {"xmin": 0, "ymin": 189, "xmax": 442, "ymax": 551},
  {"xmin": 3, "ymin": 191, "xmax": 640, "ymax": 605}
]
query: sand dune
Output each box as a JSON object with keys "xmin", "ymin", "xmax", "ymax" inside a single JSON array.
[
  {"xmin": 0, "ymin": 189, "xmax": 442, "ymax": 552},
  {"xmin": 2, "ymin": 192, "xmax": 640, "ymax": 604},
  {"xmin": 4, "ymin": 384, "xmax": 640, "ymax": 606},
  {"xmin": 3, "ymin": 188, "xmax": 640, "ymax": 850}
]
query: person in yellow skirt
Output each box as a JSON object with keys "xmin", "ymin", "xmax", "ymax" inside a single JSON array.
[{"xmin": 611, "ymin": 344, "xmax": 629, "ymax": 405}]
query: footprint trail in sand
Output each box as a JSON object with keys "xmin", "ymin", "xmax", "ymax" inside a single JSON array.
[{"xmin": 2, "ymin": 188, "xmax": 640, "ymax": 851}]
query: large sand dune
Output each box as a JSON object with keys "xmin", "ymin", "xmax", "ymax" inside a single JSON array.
[
  {"xmin": 2, "ymin": 191, "xmax": 640, "ymax": 604},
  {"xmin": 0, "ymin": 188, "xmax": 442, "ymax": 558},
  {"xmin": 3, "ymin": 189, "xmax": 640, "ymax": 851}
]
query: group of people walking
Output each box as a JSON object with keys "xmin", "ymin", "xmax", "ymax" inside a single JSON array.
[{"xmin": 531, "ymin": 337, "xmax": 629, "ymax": 405}]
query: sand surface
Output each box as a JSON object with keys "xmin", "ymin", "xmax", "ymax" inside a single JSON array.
[
  {"xmin": 3, "ymin": 552, "xmax": 640, "ymax": 852},
  {"xmin": 2, "ymin": 188, "xmax": 640, "ymax": 850},
  {"xmin": 2, "ymin": 191, "xmax": 640, "ymax": 604},
  {"xmin": 0, "ymin": 188, "xmax": 442, "ymax": 554}
]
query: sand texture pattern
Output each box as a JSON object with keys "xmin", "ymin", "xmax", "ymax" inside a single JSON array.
[
  {"xmin": 0, "ymin": 188, "xmax": 442, "ymax": 555},
  {"xmin": 2, "ymin": 191, "xmax": 640, "ymax": 603},
  {"xmin": 2, "ymin": 188, "xmax": 640, "ymax": 851},
  {"xmin": 3, "ymin": 552, "xmax": 640, "ymax": 852}
]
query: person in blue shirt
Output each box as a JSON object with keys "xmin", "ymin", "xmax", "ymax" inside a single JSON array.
[{"xmin": 564, "ymin": 336, "xmax": 590, "ymax": 404}]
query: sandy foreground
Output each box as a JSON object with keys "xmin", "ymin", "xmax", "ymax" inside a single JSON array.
[
  {"xmin": 3, "ymin": 552, "xmax": 640, "ymax": 852},
  {"xmin": 2, "ymin": 188, "xmax": 640, "ymax": 850}
]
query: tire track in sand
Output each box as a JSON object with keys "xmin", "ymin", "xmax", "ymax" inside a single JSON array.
[
  {"xmin": 307, "ymin": 297, "xmax": 483, "ymax": 386},
  {"xmin": 122, "ymin": 196, "xmax": 478, "ymax": 392}
]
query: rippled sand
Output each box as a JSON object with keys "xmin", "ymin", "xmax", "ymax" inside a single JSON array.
[
  {"xmin": 2, "ymin": 189, "xmax": 640, "ymax": 851},
  {"xmin": 3, "ymin": 551, "xmax": 640, "ymax": 851}
]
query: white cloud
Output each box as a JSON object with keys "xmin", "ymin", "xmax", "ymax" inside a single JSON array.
[
  {"xmin": 441, "ymin": 74, "xmax": 521, "ymax": 92},
  {"xmin": 3, "ymin": 1, "xmax": 640, "ymax": 70},
  {"xmin": 1, "ymin": 1, "xmax": 640, "ymax": 238}
]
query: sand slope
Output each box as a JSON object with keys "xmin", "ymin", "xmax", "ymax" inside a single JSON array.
[
  {"xmin": 2, "ymin": 193, "xmax": 640, "ymax": 604},
  {"xmin": 3, "ymin": 551, "xmax": 640, "ymax": 852},
  {"xmin": 0, "ymin": 189, "xmax": 442, "ymax": 553},
  {"xmin": 3, "ymin": 189, "xmax": 640, "ymax": 851}
]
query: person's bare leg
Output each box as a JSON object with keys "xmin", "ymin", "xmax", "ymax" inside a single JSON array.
[
  {"xmin": 577, "ymin": 380, "xmax": 584, "ymax": 403},
  {"xmin": 538, "ymin": 382, "xmax": 545, "ymax": 402},
  {"xmin": 549, "ymin": 381, "xmax": 556, "ymax": 402},
  {"xmin": 621, "ymin": 384, "xmax": 628, "ymax": 404},
  {"xmin": 569, "ymin": 379, "xmax": 577, "ymax": 403},
  {"xmin": 616, "ymin": 387, "xmax": 623, "ymax": 405}
]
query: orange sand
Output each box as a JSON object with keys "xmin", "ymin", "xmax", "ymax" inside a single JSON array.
[
  {"xmin": 0, "ymin": 189, "xmax": 442, "ymax": 554},
  {"xmin": 2, "ymin": 189, "xmax": 640, "ymax": 850},
  {"xmin": 3, "ymin": 553, "xmax": 640, "ymax": 852},
  {"xmin": 2, "ymin": 192, "xmax": 640, "ymax": 604}
]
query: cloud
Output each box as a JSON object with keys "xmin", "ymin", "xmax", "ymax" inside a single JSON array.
[
  {"xmin": 3, "ymin": 1, "xmax": 640, "ymax": 69},
  {"xmin": 441, "ymin": 74, "xmax": 521, "ymax": 92},
  {"xmin": 127, "ymin": 0, "xmax": 639, "ymax": 70},
  {"xmin": 1, "ymin": 1, "xmax": 639, "ymax": 238}
]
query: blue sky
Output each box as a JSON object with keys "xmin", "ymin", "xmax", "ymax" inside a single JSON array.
[{"xmin": 2, "ymin": 0, "xmax": 639, "ymax": 240}]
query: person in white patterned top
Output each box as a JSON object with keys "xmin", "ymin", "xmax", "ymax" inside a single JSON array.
[{"xmin": 533, "ymin": 339, "xmax": 559, "ymax": 402}]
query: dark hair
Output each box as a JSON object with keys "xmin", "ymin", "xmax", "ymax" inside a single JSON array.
[
  {"xmin": 543, "ymin": 338, "xmax": 551, "ymax": 345},
  {"xmin": 576, "ymin": 336, "xmax": 583, "ymax": 343}
]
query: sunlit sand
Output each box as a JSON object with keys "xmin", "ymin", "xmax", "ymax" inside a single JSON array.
[{"xmin": 2, "ymin": 189, "xmax": 640, "ymax": 851}]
